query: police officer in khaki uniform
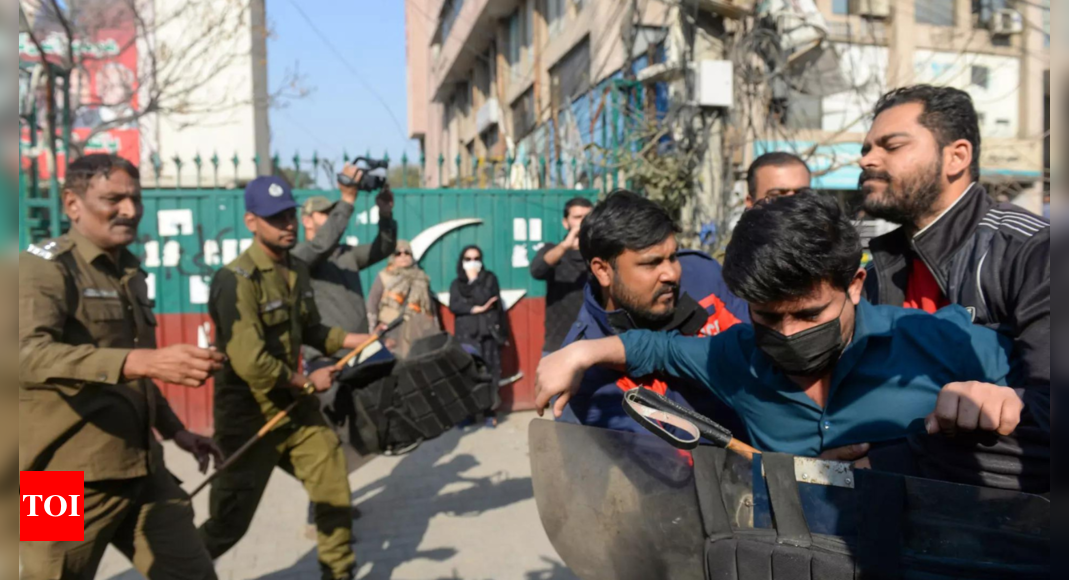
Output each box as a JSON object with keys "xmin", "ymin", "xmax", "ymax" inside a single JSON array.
[
  {"xmin": 19, "ymin": 154, "xmax": 226, "ymax": 580},
  {"xmin": 199, "ymin": 176, "xmax": 373, "ymax": 580}
]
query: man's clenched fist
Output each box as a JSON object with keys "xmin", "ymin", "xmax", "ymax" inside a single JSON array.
[{"xmin": 926, "ymin": 381, "xmax": 1024, "ymax": 437}]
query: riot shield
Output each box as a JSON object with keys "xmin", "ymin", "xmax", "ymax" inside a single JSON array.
[
  {"xmin": 529, "ymin": 419, "xmax": 707, "ymax": 580},
  {"xmin": 530, "ymin": 420, "xmax": 1050, "ymax": 580}
]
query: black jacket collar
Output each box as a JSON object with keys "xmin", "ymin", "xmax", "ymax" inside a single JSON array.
[
  {"xmin": 870, "ymin": 184, "xmax": 994, "ymax": 283},
  {"xmin": 583, "ymin": 281, "xmax": 710, "ymax": 337}
]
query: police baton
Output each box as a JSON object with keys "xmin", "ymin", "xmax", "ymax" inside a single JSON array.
[{"xmin": 190, "ymin": 318, "xmax": 404, "ymax": 498}]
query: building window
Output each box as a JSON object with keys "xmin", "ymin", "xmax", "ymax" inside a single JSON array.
[
  {"xmin": 916, "ymin": 0, "xmax": 955, "ymax": 27},
  {"xmin": 550, "ymin": 39, "xmax": 591, "ymax": 111},
  {"xmin": 1042, "ymin": 0, "xmax": 1050, "ymax": 47},
  {"xmin": 508, "ymin": 11, "xmax": 522, "ymax": 68},
  {"xmin": 972, "ymin": 0, "xmax": 1009, "ymax": 27},
  {"xmin": 508, "ymin": 5, "xmax": 533, "ymax": 80},
  {"xmin": 545, "ymin": 0, "xmax": 567, "ymax": 36},
  {"xmin": 832, "ymin": 0, "xmax": 849, "ymax": 15},
  {"xmin": 440, "ymin": 0, "xmax": 465, "ymax": 43},
  {"xmin": 511, "ymin": 89, "xmax": 536, "ymax": 138},
  {"xmin": 456, "ymin": 82, "xmax": 470, "ymax": 117},
  {"xmin": 475, "ymin": 50, "xmax": 494, "ymax": 105},
  {"xmin": 971, "ymin": 65, "xmax": 990, "ymax": 90},
  {"xmin": 774, "ymin": 90, "xmax": 823, "ymax": 131}
]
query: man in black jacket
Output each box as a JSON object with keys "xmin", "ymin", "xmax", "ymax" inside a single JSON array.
[
  {"xmin": 530, "ymin": 197, "xmax": 594, "ymax": 354},
  {"xmin": 858, "ymin": 85, "xmax": 1049, "ymax": 493}
]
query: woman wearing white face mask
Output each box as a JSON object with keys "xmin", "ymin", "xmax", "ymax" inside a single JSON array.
[{"xmin": 449, "ymin": 245, "xmax": 509, "ymax": 427}]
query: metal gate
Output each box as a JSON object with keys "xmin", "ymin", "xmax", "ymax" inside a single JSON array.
[{"xmin": 19, "ymin": 184, "xmax": 598, "ymax": 434}]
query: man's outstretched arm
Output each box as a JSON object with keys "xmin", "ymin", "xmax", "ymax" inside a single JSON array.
[
  {"xmin": 535, "ymin": 336, "xmax": 627, "ymax": 419},
  {"xmin": 535, "ymin": 330, "xmax": 730, "ymax": 419},
  {"xmin": 292, "ymin": 202, "xmax": 354, "ymax": 267}
]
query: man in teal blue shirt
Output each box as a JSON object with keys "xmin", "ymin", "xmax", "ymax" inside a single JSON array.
[{"xmin": 535, "ymin": 193, "xmax": 1031, "ymax": 461}]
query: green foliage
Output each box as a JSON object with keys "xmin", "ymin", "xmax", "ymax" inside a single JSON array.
[
  {"xmin": 277, "ymin": 167, "xmax": 319, "ymax": 190},
  {"xmin": 387, "ymin": 165, "xmax": 423, "ymax": 188},
  {"xmin": 623, "ymin": 143, "xmax": 697, "ymax": 222}
]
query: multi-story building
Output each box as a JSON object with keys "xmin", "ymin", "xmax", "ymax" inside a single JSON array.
[
  {"xmin": 407, "ymin": 0, "xmax": 676, "ymax": 190},
  {"xmin": 775, "ymin": 0, "xmax": 1050, "ymax": 214},
  {"xmin": 406, "ymin": 0, "xmax": 1049, "ymax": 214}
]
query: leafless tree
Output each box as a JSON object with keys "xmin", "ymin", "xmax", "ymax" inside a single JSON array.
[{"xmin": 20, "ymin": 0, "xmax": 308, "ymax": 157}]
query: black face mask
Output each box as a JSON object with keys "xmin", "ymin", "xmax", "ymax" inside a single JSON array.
[{"xmin": 753, "ymin": 300, "xmax": 848, "ymax": 377}]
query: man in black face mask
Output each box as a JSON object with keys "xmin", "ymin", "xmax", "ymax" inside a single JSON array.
[{"xmin": 536, "ymin": 193, "xmax": 1035, "ymax": 462}]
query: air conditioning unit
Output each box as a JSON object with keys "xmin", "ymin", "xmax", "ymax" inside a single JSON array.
[
  {"xmin": 764, "ymin": 0, "xmax": 828, "ymax": 55},
  {"xmin": 849, "ymin": 0, "xmax": 891, "ymax": 19},
  {"xmin": 476, "ymin": 98, "xmax": 502, "ymax": 134},
  {"xmin": 989, "ymin": 9, "xmax": 1024, "ymax": 36}
]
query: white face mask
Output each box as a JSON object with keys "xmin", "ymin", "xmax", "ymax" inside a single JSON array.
[{"xmin": 463, "ymin": 259, "xmax": 483, "ymax": 274}]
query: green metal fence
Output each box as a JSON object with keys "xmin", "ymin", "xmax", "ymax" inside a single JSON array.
[
  {"xmin": 16, "ymin": 149, "xmax": 601, "ymax": 307},
  {"xmin": 18, "ymin": 146, "xmax": 619, "ymax": 251}
]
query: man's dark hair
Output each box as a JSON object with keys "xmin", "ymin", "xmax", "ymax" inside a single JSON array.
[
  {"xmin": 579, "ymin": 190, "xmax": 680, "ymax": 264},
  {"xmin": 563, "ymin": 196, "xmax": 594, "ymax": 219},
  {"xmin": 747, "ymin": 152, "xmax": 810, "ymax": 198},
  {"xmin": 65, "ymin": 154, "xmax": 140, "ymax": 196},
  {"xmin": 724, "ymin": 192, "xmax": 861, "ymax": 304},
  {"xmin": 873, "ymin": 85, "xmax": 981, "ymax": 181}
]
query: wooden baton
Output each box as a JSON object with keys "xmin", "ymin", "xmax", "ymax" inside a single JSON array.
[{"xmin": 190, "ymin": 319, "xmax": 403, "ymax": 498}]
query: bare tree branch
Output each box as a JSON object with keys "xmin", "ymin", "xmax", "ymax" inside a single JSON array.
[{"xmin": 27, "ymin": 0, "xmax": 313, "ymax": 156}]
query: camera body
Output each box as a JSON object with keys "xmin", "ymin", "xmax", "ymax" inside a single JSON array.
[{"xmin": 339, "ymin": 157, "xmax": 389, "ymax": 192}]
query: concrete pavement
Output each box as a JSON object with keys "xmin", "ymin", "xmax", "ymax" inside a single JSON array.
[{"xmin": 98, "ymin": 413, "xmax": 577, "ymax": 580}]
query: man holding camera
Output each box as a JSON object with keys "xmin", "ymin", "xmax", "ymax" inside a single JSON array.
[
  {"xmin": 295, "ymin": 165, "xmax": 396, "ymax": 534},
  {"xmin": 295, "ymin": 164, "xmax": 397, "ymax": 381}
]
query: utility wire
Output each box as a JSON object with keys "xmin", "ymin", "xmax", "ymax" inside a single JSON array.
[{"xmin": 286, "ymin": 0, "xmax": 407, "ymax": 141}]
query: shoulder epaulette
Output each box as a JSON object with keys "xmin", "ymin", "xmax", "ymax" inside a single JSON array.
[
  {"xmin": 224, "ymin": 252, "xmax": 257, "ymax": 279},
  {"xmin": 26, "ymin": 238, "xmax": 73, "ymax": 261}
]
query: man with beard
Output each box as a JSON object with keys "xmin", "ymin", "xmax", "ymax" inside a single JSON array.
[
  {"xmin": 555, "ymin": 190, "xmax": 750, "ymax": 437},
  {"xmin": 537, "ymin": 193, "xmax": 1027, "ymax": 459},
  {"xmin": 858, "ymin": 85, "xmax": 1049, "ymax": 493},
  {"xmin": 200, "ymin": 177, "xmax": 376, "ymax": 580},
  {"xmin": 19, "ymin": 154, "xmax": 225, "ymax": 580}
]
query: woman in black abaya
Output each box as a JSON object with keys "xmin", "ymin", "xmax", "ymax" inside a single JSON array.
[{"xmin": 449, "ymin": 245, "xmax": 509, "ymax": 427}]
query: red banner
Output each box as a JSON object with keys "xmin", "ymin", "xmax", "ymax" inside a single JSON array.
[{"xmin": 19, "ymin": 0, "xmax": 140, "ymax": 179}]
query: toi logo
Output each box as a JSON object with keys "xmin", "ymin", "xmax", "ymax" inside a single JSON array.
[{"xmin": 20, "ymin": 471, "xmax": 85, "ymax": 542}]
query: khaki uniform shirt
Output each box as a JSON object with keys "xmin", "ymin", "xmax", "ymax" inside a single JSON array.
[
  {"xmin": 209, "ymin": 243, "xmax": 347, "ymax": 431},
  {"xmin": 19, "ymin": 230, "xmax": 185, "ymax": 482}
]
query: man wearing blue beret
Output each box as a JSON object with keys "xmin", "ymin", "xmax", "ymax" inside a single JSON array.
[{"xmin": 199, "ymin": 176, "xmax": 372, "ymax": 580}]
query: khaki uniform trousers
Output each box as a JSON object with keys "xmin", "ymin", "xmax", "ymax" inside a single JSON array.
[
  {"xmin": 20, "ymin": 467, "xmax": 216, "ymax": 580},
  {"xmin": 198, "ymin": 419, "xmax": 354, "ymax": 580}
]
